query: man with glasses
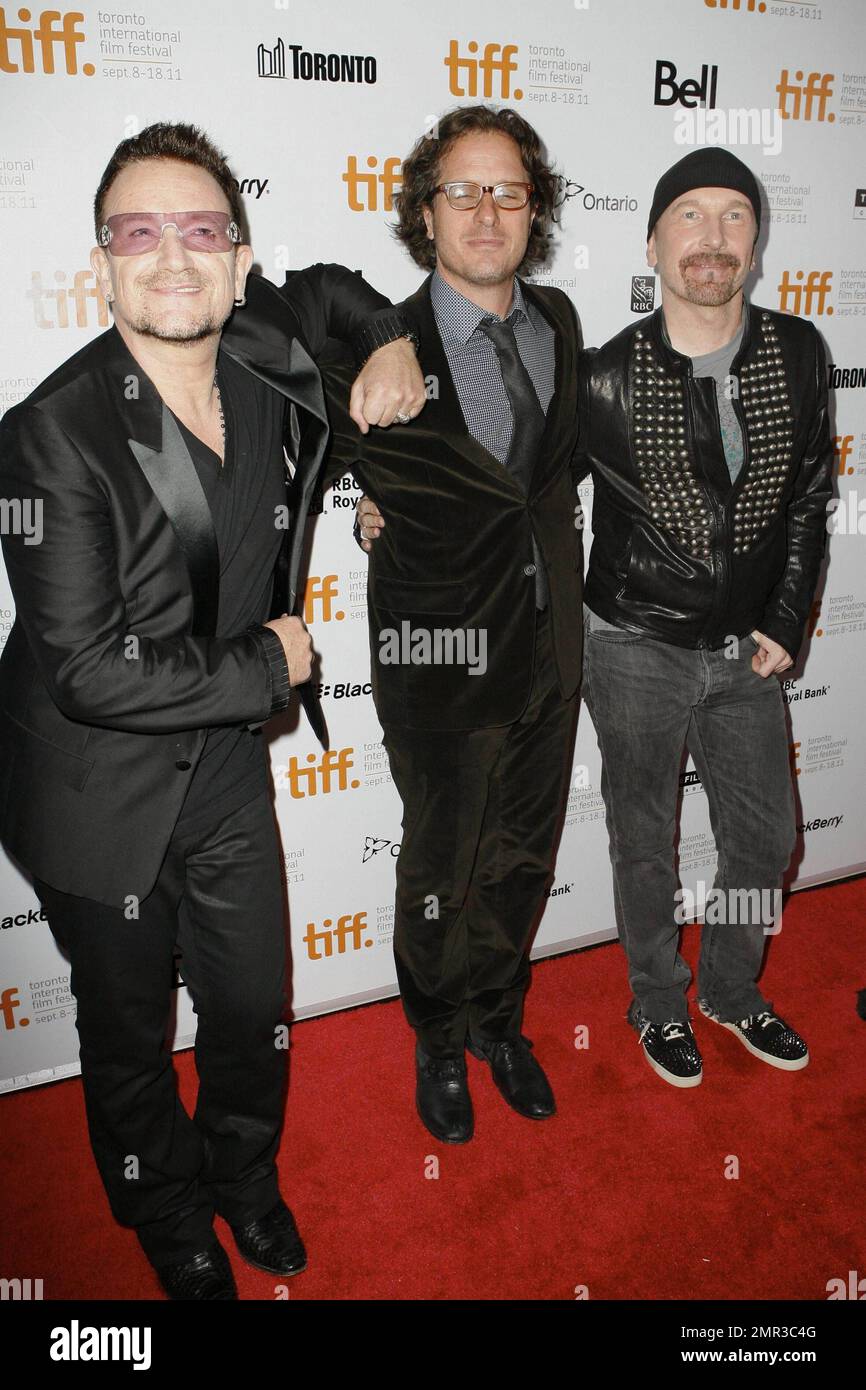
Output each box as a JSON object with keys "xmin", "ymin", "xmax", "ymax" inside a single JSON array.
[
  {"xmin": 0, "ymin": 121, "xmax": 424, "ymax": 1299},
  {"xmin": 322, "ymin": 105, "xmax": 584, "ymax": 1144}
]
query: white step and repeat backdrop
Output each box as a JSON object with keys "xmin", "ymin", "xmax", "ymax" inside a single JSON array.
[{"xmin": 1, "ymin": 0, "xmax": 864, "ymax": 1091}]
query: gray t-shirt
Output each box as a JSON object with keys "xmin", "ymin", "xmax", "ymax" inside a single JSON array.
[
  {"xmin": 585, "ymin": 308, "xmax": 746, "ymax": 634},
  {"xmin": 691, "ymin": 305, "xmax": 746, "ymax": 484}
]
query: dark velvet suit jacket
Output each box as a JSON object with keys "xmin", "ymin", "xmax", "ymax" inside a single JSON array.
[
  {"xmin": 0, "ymin": 266, "xmax": 386, "ymax": 907},
  {"xmin": 323, "ymin": 273, "xmax": 584, "ymax": 731}
]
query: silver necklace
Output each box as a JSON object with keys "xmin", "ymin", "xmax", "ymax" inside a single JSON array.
[{"xmin": 214, "ymin": 372, "xmax": 225, "ymax": 465}]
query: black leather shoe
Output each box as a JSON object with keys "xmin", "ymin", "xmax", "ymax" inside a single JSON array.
[
  {"xmin": 468, "ymin": 1035, "xmax": 556, "ymax": 1118},
  {"xmin": 230, "ymin": 1198, "xmax": 307, "ymax": 1276},
  {"xmin": 155, "ymin": 1240, "xmax": 238, "ymax": 1300},
  {"xmin": 415, "ymin": 1044, "xmax": 474, "ymax": 1143}
]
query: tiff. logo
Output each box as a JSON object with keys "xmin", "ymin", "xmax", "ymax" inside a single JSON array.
[
  {"xmin": 444, "ymin": 40, "xmax": 521, "ymax": 100},
  {"xmin": 0, "ymin": 7, "xmax": 93, "ymax": 74},
  {"xmin": 28, "ymin": 269, "xmax": 109, "ymax": 329},
  {"xmin": 777, "ymin": 270, "xmax": 832, "ymax": 316},
  {"xmin": 342, "ymin": 156, "xmax": 402, "ymax": 212},
  {"xmin": 775, "ymin": 70, "xmax": 834, "ymax": 122},
  {"xmin": 304, "ymin": 911, "xmax": 372, "ymax": 960}
]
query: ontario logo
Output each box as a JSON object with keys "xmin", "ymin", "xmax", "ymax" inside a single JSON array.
[{"xmin": 362, "ymin": 835, "xmax": 400, "ymax": 863}]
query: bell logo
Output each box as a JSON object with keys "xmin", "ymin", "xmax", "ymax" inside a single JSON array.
[
  {"xmin": 27, "ymin": 269, "xmax": 109, "ymax": 329},
  {"xmin": 777, "ymin": 270, "xmax": 833, "ymax": 317},
  {"xmin": 342, "ymin": 156, "xmax": 402, "ymax": 212},
  {"xmin": 280, "ymin": 748, "xmax": 360, "ymax": 798},
  {"xmin": 444, "ymin": 41, "xmax": 521, "ymax": 100},
  {"xmin": 304, "ymin": 911, "xmax": 372, "ymax": 960},
  {"xmin": 704, "ymin": 0, "xmax": 766, "ymax": 10},
  {"xmin": 775, "ymin": 70, "xmax": 834, "ymax": 122},
  {"xmin": 304, "ymin": 575, "xmax": 343, "ymax": 622},
  {"xmin": 790, "ymin": 741, "xmax": 801, "ymax": 776},
  {"xmin": 0, "ymin": 8, "xmax": 93, "ymax": 74},
  {"xmin": 808, "ymin": 600, "xmax": 823, "ymax": 637},
  {"xmin": 654, "ymin": 59, "xmax": 718, "ymax": 109},
  {"xmin": 0, "ymin": 986, "xmax": 28, "ymax": 1028},
  {"xmin": 834, "ymin": 436, "xmax": 854, "ymax": 475}
]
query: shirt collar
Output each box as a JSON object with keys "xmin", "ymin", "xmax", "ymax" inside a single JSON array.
[
  {"xmin": 659, "ymin": 298, "xmax": 747, "ymax": 359},
  {"xmin": 430, "ymin": 269, "xmax": 534, "ymax": 348}
]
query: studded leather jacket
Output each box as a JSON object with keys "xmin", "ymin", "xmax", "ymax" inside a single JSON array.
[{"xmin": 578, "ymin": 300, "xmax": 833, "ymax": 659}]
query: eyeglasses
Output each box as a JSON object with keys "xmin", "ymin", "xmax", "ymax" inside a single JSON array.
[
  {"xmin": 433, "ymin": 182, "xmax": 534, "ymax": 211},
  {"xmin": 97, "ymin": 211, "xmax": 242, "ymax": 256}
]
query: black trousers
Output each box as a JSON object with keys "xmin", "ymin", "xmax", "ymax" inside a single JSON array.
[
  {"xmin": 34, "ymin": 791, "xmax": 287, "ymax": 1268},
  {"xmin": 382, "ymin": 610, "xmax": 578, "ymax": 1058}
]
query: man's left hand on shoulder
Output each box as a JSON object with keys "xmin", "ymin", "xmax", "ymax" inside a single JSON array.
[
  {"xmin": 750, "ymin": 629, "xmax": 793, "ymax": 678},
  {"xmin": 350, "ymin": 340, "xmax": 426, "ymax": 434}
]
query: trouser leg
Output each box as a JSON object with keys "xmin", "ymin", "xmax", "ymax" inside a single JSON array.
[
  {"xmin": 687, "ymin": 637, "xmax": 797, "ymax": 1020},
  {"xmin": 34, "ymin": 850, "xmax": 214, "ymax": 1266},
  {"xmin": 582, "ymin": 623, "xmax": 698, "ymax": 1023},
  {"xmin": 34, "ymin": 791, "xmax": 289, "ymax": 1266},
  {"xmin": 384, "ymin": 612, "xmax": 576, "ymax": 1055},
  {"xmin": 173, "ymin": 792, "xmax": 288, "ymax": 1228}
]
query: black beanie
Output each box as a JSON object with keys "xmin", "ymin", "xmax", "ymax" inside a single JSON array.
[{"xmin": 646, "ymin": 148, "xmax": 762, "ymax": 241}]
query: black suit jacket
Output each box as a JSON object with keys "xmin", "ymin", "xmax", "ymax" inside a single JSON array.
[
  {"xmin": 0, "ymin": 265, "xmax": 386, "ymax": 907},
  {"xmin": 322, "ymin": 274, "xmax": 584, "ymax": 730}
]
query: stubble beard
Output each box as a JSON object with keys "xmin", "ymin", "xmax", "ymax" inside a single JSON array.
[
  {"xmin": 122, "ymin": 273, "xmax": 231, "ymax": 343},
  {"xmin": 126, "ymin": 304, "xmax": 229, "ymax": 343},
  {"xmin": 678, "ymin": 252, "xmax": 744, "ymax": 307}
]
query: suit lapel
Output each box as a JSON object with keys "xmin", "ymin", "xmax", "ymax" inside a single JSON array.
[
  {"xmin": 222, "ymin": 278, "xmax": 330, "ymax": 611},
  {"xmin": 520, "ymin": 280, "xmax": 579, "ymax": 496},
  {"xmin": 103, "ymin": 331, "xmax": 219, "ymax": 637},
  {"xmin": 127, "ymin": 407, "xmax": 220, "ymax": 637}
]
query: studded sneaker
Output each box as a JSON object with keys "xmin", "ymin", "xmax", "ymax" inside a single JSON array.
[
  {"xmin": 698, "ymin": 999, "xmax": 809, "ymax": 1070},
  {"xmin": 627, "ymin": 1000, "xmax": 703, "ymax": 1087}
]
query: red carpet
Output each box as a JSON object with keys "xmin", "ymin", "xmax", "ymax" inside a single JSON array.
[{"xmin": 2, "ymin": 876, "xmax": 864, "ymax": 1301}]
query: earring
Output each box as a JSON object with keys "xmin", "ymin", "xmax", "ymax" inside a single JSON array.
[
  {"xmin": 233, "ymin": 295, "xmax": 246, "ymax": 308},
  {"xmin": 104, "ymin": 290, "xmax": 113, "ymax": 303}
]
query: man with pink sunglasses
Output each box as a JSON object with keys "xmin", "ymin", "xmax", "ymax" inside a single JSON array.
[{"xmin": 0, "ymin": 121, "xmax": 423, "ymax": 1300}]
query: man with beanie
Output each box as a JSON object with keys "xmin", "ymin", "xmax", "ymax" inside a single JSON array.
[{"xmin": 579, "ymin": 149, "xmax": 833, "ymax": 1086}]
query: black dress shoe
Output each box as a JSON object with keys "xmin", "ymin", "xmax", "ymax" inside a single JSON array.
[
  {"xmin": 468, "ymin": 1035, "xmax": 556, "ymax": 1118},
  {"xmin": 230, "ymin": 1198, "xmax": 307, "ymax": 1276},
  {"xmin": 154, "ymin": 1240, "xmax": 238, "ymax": 1300},
  {"xmin": 415, "ymin": 1043, "xmax": 474, "ymax": 1143}
]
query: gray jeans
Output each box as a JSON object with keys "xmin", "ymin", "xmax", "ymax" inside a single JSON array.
[{"xmin": 582, "ymin": 608, "xmax": 796, "ymax": 1024}]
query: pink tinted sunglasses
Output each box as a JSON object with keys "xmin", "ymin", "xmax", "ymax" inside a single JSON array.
[{"xmin": 98, "ymin": 211, "xmax": 241, "ymax": 255}]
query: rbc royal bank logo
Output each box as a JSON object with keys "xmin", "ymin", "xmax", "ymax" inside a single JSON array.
[{"xmin": 631, "ymin": 276, "xmax": 655, "ymax": 314}]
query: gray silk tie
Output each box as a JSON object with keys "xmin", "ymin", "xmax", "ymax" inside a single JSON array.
[{"xmin": 478, "ymin": 314, "xmax": 549, "ymax": 609}]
